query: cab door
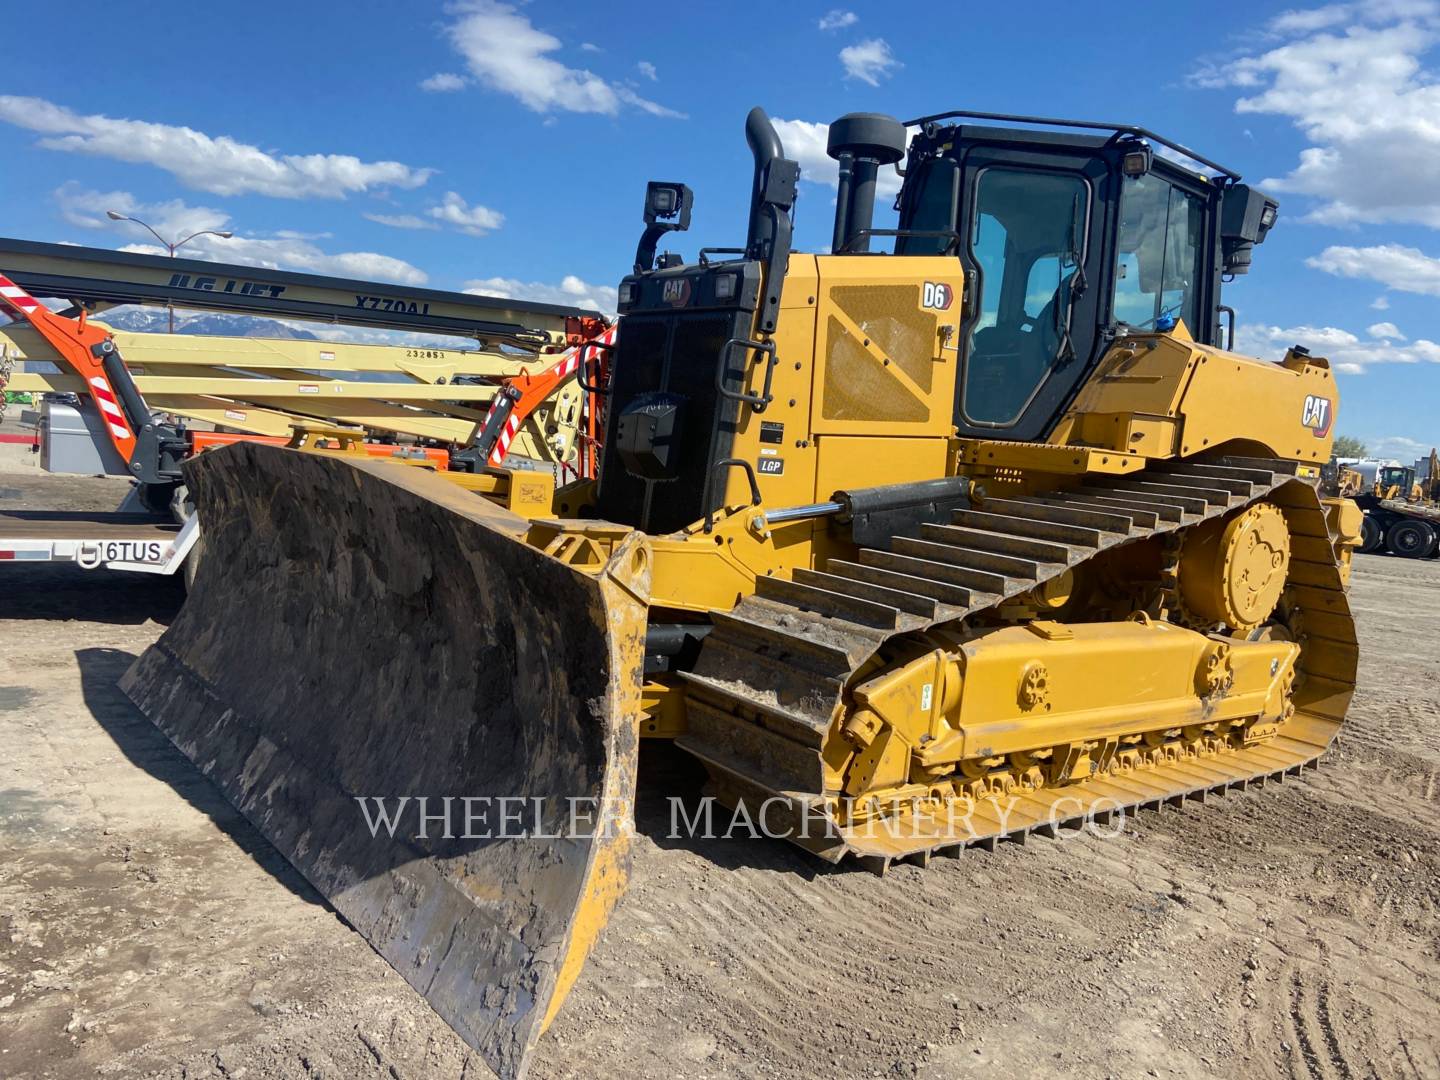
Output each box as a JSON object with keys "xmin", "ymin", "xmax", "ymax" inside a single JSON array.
[{"xmin": 902, "ymin": 143, "xmax": 1114, "ymax": 443}]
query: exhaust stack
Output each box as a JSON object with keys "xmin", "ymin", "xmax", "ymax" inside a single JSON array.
[{"xmin": 745, "ymin": 106, "xmax": 787, "ymax": 258}]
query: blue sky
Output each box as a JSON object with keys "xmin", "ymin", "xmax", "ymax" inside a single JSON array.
[{"xmin": 1, "ymin": 0, "xmax": 1437, "ymax": 459}]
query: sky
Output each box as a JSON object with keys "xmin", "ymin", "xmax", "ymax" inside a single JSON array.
[{"xmin": 1, "ymin": 0, "xmax": 1437, "ymax": 460}]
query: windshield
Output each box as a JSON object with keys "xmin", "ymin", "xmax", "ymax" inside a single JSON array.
[
  {"xmin": 1380, "ymin": 467, "xmax": 1410, "ymax": 489},
  {"xmin": 1112, "ymin": 173, "xmax": 1205, "ymax": 334}
]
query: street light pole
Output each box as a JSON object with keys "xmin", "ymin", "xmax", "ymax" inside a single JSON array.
[{"xmin": 104, "ymin": 212, "xmax": 234, "ymax": 333}]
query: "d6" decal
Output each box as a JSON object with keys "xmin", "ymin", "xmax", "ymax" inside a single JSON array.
[{"xmin": 922, "ymin": 281, "xmax": 954, "ymax": 310}]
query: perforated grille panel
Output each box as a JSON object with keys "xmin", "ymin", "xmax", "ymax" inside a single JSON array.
[{"xmin": 822, "ymin": 284, "xmax": 936, "ymax": 423}]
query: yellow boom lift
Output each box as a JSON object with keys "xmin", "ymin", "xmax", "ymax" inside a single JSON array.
[
  {"xmin": 0, "ymin": 237, "xmax": 609, "ymax": 472},
  {"xmin": 0, "ymin": 240, "xmax": 609, "ymax": 574},
  {"xmin": 123, "ymin": 108, "xmax": 1361, "ymax": 1078}
]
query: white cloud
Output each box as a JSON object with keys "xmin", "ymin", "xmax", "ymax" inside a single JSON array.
[
  {"xmin": 1192, "ymin": 3, "xmax": 1440, "ymax": 227},
  {"xmin": 56, "ymin": 182, "xmax": 227, "ymax": 239},
  {"xmin": 614, "ymin": 88, "xmax": 686, "ymax": 119},
  {"xmin": 363, "ymin": 212, "xmax": 440, "ymax": 231},
  {"xmin": 1371, "ymin": 295, "xmax": 1391, "ymax": 309},
  {"xmin": 443, "ymin": 1, "xmax": 683, "ymax": 118},
  {"xmin": 426, "ymin": 191, "xmax": 504, "ymax": 236},
  {"xmin": 1372, "ymin": 434, "xmax": 1433, "ymax": 458},
  {"xmin": 118, "ymin": 239, "xmax": 427, "ymax": 286},
  {"xmin": 1368, "ymin": 321, "xmax": 1406, "ymax": 339},
  {"xmin": 464, "ymin": 274, "xmax": 617, "ymax": 315},
  {"xmin": 771, "ymin": 118, "xmax": 905, "ymax": 198},
  {"xmin": 1268, "ymin": 4, "xmax": 1356, "ymax": 34},
  {"xmin": 1307, "ymin": 243, "xmax": 1440, "ymax": 296},
  {"xmin": 55, "ymin": 185, "xmax": 428, "ymax": 285},
  {"xmin": 839, "ymin": 38, "xmax": 900, "ymax": 86},
  {"xmin": 419, "ymin": 72, "xmax": 467, "ymax": 92},
  {"xmin": 819, "ymin": 9, "xmax": 859, "ymax": 30},
  {"xmin": 1237, "ymin": 321, "xmax": 1440, "ymax": 374},
  {"xmin": 580, "ymin": 42, "xmax": 602, "ymax": 53},
  {"xmin": 637, "ymin": 61, "xmax": 657, "ymax": 82},
  {"xmin": 0, "ymin": 95, "xmax": 433, "ymax": 200}
]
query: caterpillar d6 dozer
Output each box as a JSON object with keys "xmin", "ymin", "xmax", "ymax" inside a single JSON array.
[{"xmin": 122, "ymin": 107, "xmax": 1361, "ymax": 1077}]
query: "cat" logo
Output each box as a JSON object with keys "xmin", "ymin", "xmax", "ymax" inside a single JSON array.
[
  {"xmin": 662, "ymin": 278, "xmax": 692, "ymax": 307},
  {"xmin": 1301, "ymin": 394, "xmax": 1333, "ymax": 437},
  {"xmin": 921, "ymin": 281, "xmax": 954, "ymax": 310}
]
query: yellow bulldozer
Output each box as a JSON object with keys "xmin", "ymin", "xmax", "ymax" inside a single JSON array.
[{"xmin": 121, "ymin": 107, "xmax": 1361, "ymax": 1078}]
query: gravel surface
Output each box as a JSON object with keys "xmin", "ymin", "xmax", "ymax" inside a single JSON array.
[{"xmin": 1, "ymin": 468, "xmax": 1436, "ymax": 1080}]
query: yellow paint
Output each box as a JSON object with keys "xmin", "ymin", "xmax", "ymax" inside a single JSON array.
[
  {"xmin": 640, "ymin": 678, "xmax": 687, "ymax": 737},
  {"xmin": 1048, "ymin": 332, "xmax": 1339, "ymax": 464},
  {"xmin": 541, "ymin": 528, "xmax": 650, "ymax": 1033},
  {"xmin": 0, "ymin": 321, "xmax": 581, "ymax": 465},
  {"xmin": 1178, "ymin": 502, "xmax": 1291, "ymax": 630}
]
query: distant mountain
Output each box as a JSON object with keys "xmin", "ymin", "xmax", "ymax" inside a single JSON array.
[{"xmin": 98, "ymin": 306, "xmax": 318, "ymax": 340}]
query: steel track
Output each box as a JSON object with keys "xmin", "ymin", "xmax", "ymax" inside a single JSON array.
[{"xmin": 676, "ymin": 456, "xmax": 1358, "ymax": 870}]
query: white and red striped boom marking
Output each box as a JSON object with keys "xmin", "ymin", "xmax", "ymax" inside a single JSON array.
[
  {"xmin": 0, "ymin": 272, "xmax": 44, "ymax": 317},
  {"xmin": 0, "ymin": 271, "xmax": 134, "ymax": 445},
  {"xmin": 88, "ymin": 376, "xmax": 132, "ymax": 441},
  {"xmin": 483, "ymin": 323, "xmax": 617, "ymax": 466}
]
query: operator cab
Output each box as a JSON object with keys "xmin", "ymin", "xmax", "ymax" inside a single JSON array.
[
  {"xmin": 1377, "ymin": 465, "xmax": 1414, "ymax": 494},
  {"xmin": 604, "ymin": 107, "xmax": 1279, "ymax": 533},
  {"xmin": 895, "ymin": 112, "xmax": 1279, "ymax": 442}
]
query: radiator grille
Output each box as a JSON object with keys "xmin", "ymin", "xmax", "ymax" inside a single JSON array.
[{"xmin": 595, "ymin": 311, "xmax": 748, "ymax": 534}]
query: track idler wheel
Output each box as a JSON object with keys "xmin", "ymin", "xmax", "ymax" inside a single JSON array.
[{"xmin": 1178, "ymin": 502, "xmax": 1290, "ymax": 632}]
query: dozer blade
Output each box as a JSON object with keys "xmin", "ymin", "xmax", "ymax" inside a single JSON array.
[{"xmin": 120, "ymin": 443, "xmax": 649, "ymax": 1080}]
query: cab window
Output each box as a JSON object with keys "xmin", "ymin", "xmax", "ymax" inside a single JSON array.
[
  {"xmin": 961, "ymin": 168, "xmax": 1089, "ymax": 425},
  {"xmin": 897, "ymin": 158, "xmax": 960, "ymax": 255},
  {"xmin": 1113, "ymin": 174, "xmax": 1205, "ymax": 334}
]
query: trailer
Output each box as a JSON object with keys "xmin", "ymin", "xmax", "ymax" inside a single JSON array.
[
  {"xmin": 1355, "ymin": 492, "xmax": 1440, "ymax": 558},
  {"xmin": 0, "ymin": 510, "xmax": 197, "ymax": 574}
]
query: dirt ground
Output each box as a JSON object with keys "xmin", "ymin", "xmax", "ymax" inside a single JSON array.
[{"xmin": 1, "ymin": 465, "xmax": 1437, "ymax": 1080}]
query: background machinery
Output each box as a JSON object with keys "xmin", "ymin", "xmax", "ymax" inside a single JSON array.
[
  {"xmin": 0, "ymin": 240, "xmax": 610, "ymax": 576},
  {"xmin": 1352, "ymin": 449, "xmax": 1440, "ymax": 557},
  {"xmin": 123, "ymin": 107, "xmax": 1360, "ymax": 1078}
]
